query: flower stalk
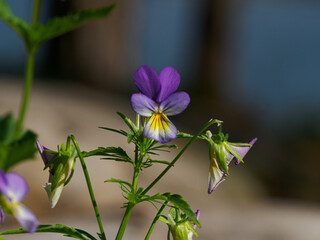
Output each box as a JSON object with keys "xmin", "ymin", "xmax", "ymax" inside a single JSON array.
[{"xmin": 70, "ymin": 135, "xmax": 107, "ymax": 240}]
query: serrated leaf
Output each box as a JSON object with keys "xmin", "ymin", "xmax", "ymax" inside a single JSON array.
[
  {"xmin": 0, "ymin": 113, "xmax": 16, "ymax": 144},
  {"xmin": 82, "ymin": 147, "xmax": 113, "ymax": 158},
  {"xmin": 1, "ymin": 224, "xmax": 89, "ymax": 240},
  {"xmin": 0, "ymin": 130, "xmax": 37, "ymax": 171},
  {"xmin": 0, "ymin": 1, "xmax": 32, "ymax": 49},
  {"xmin": 32, "ymin": 4, "xmax": 116, "ymax": 45},
  {"xmin": 164, "ymin": 193, "xmax": 201, "ymax": 228},
  {"xmin": 141, "ymin": 193, "xmax": 201, "ymax": 228},
  {"xmin": 82, "ymin": 146, "xmax": 132, "ymax": 163}
]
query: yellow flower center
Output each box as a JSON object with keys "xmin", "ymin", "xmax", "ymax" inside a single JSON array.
[{"xmin": 150, "ymin": 112, "xmax": 170, "ymax": 132}]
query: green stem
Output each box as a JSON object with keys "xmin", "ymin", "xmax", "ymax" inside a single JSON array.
[
  {"xmin": 70, "ymin": 135, "xmax": 107, "ymax": 240},
  {"xmin": 142, "ymin": 119, "xmax": 218, "ymax": 195},
  {"xmin": 115, "ymin": 202, "xmax": 135, "ymax": 240},
  {"xmin": 14, "ymin": 0, "xmax": 42, "ymax": 138},
  {"xmin": 145, "ymin": 201, "xmax": 168, "ymax": 240},
  {"xmin": 31, "ymin": 0, "xmax": 42, "ymax": 26},
  {"xmin": 115, "ymin": 141, "xmax": 142, "ymax": 240},
  {"xmin": 14, "ymin": 50, "xmax": 37, "ymax": 138}
]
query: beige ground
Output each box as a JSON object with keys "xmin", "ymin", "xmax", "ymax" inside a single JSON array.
[{"xmin": 0, "ymin": 77, "xmax": 320, "ymax": 240}]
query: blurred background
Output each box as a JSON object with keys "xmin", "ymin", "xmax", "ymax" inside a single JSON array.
[{"xmin": 0, "ymin": 0, "xmax": 320, "ymax": 239}]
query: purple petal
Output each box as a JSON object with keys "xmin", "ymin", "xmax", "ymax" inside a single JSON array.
[
  {"xmin": 131, "ymin": 93, "xmax": 158, "ymax": 117},
  {"xmin": 233, "ymin": 138, "xmax": 257, "ymax": 165},
  {"xmin": 157, "ymin": 66, "xmax": 180, "ymax": 102},
  {"xmin": 0, "ymin": 169, "xmax": 8, "ymax": 193},
  {"xmin": 144, "ymin": 113, "xmax": 177, "ymax": 143},
  {"xmin": 36, "ymin": 141, "xmax": 55, "ymax": 165},
  {"xmin": 134, "ymin": 65, "xmax": 160, "ymax": 101},
  {"xmin": 159, "ymin": 92, "xmax": 190, "ymax": 116},
  {"xmin": 5, "ymin": 173, "xmax": 29, "ymax": 202},
  {"xmin": 13, "ymin": 204, "xmax": 38, "ymax": 233},
  {"xmin": 0, "ymin": 206, "xmax": 5, "ymax": 224}
]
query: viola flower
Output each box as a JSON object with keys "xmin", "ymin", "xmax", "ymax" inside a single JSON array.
[
  {"xmin": 207, "ymin": 131, "xmax": 257, "ymax": 194},
  {"xmin": 0, "ymin": 170, "xmax": 38, "ymax": 233},
  {"xmin": 131, "ymin": 65, "xmax": 190, "ymax": 143},
  {"xmin": 36, "ymin": 141, "xmax": 76, "ymax": 208}
]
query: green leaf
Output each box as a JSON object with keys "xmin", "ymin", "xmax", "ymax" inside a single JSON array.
[
  {"xmin": 1, "ymin": 224, "xmax": 90, "ymax": 240},
  {"xmin": 164, "ymin": 193, "xmax": 201, "ymax": 228},
  {"xmin": 83, "ymin": 146, "xmax": 133, "ymax": 164},
  {"xmin": 0, "ymin": 113, "xmax": 16, "ymax": 144},
  {"xmin": 105, "ymin": 178, "xmax": 132, "ymax": 190},
  {"xmin": 141, "ymin": 193, "xmax": 201, "ymax": 228},
  {"xmin": 0, "ymin": 130, "xmax": 37, "ymax": 171},
  {"xmin": 117, "ymin": 112, "xmax": 139, "ymax": 133},
  {"xmin": 0, "ymin": 1, "xmax": 32, "ymax": 49},
  {"xmin": 99, "ymin": 127, "xmax": 128, "ymax": 137},
  {"xmin": 32, "ymin": 4, "xmax": 116, "ymax": 45}
]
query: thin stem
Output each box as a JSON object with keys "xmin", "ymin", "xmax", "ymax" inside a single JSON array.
[
  {"xmin": 145, "ymin": 201, "xmax": 168, "ymax": 240},
  {"xmin": 115, "ymin": 167, "xmax": 139, "ymax": 240},
  {"xmin": 115, "ymin": 202, "xmax": 135, "ymax": 240},
  {"xmin": 14, "ymin": 51, "xmax": 37, "ymax": 138},
  {"xmin": 14, "ymin": 0, "xmax": 42, "ymax": 138},
  {"xmin": 70, "ymin": 135, "xmax": 107, "ymax": 240},
  {"xmin": 31, "ymin": 0, "xmax": 42, "ymax": 26},
  {"xmin": 116, "ymin": 133, "xmax": 143, "ymax": 240},
  {"xmin": 142, "ymin": 119, "xmax": 218, "ymax": 195}
]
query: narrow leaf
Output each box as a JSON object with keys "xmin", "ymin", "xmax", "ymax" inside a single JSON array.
[
  {"xmin": 1, "ymin": 224, "xmax": 89, "ymax": 240},
  {"xmin": 99, "ymin": 127, "xmax": 127, "ymax": 137}
]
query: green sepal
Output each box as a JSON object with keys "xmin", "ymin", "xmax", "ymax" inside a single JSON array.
[
  {"xmin": 224, "ymin": 142, "xmax": 244, "ymax": 164},
  {"xmin": 0, "ymin": 224, "xmax": 96, "ymax": 240},
  {"xmin": 176, "ymin": 131, "xmax": 194, "ymax": 138},
  {"xmin": 214, "ymin": 143, "xmax": 229, "ymax": 174},
  {"xmin": 186, "ymin": 220, "xmax": 198, "ymax": 238},
  {"xmin": 158, "ymin": 215, "xmax": 169, "ymax": 224},
  {"xmin": 228, "ymin": 142, "xmax": 252, "ymax": 147},
  {"xmin": 50, "ymin": 155, "xmax": 70, "ymax": 191}
]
